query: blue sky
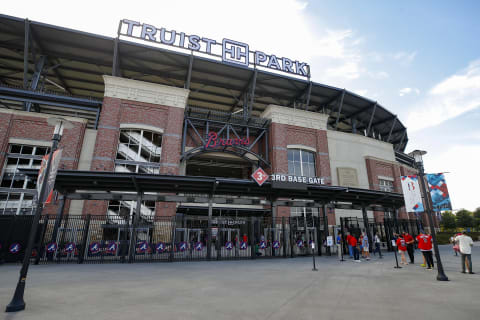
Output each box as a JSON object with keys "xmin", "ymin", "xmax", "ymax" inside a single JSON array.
[{"xmin": 3, "ymin": 0, "xmax": 479, "ymax": 210}]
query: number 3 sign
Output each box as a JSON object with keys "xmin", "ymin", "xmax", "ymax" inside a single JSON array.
[{"xmin": 252, "ymin": 167, "xmax": 269, "ymax": 186}]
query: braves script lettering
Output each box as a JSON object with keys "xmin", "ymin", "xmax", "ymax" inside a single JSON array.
[{"xmin": 205, "ymin": 132, "xmax": 250, "ymax": 148}]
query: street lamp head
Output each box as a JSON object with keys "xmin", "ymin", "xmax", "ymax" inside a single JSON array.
[
  {"xmin": 409, "ymin": 149, "xmax": 427, "ymax": 164},
  {"xmin": 47, "ymin": 117, "xmax": 74, "ymax": 137}
]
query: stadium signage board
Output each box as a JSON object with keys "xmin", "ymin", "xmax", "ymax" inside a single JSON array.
[
  {"xmin": 271, "ymin": 174, "xmax": 325, "ymax": 185},
  {"xmin": 205, "ymin": 132, "xmax": 250, "ymax": 148},
  {"xmin": 119, "ymin": 19, "xmax": 310, "ymax": 77}
]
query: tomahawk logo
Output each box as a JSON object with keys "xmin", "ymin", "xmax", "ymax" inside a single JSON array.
[{"xmin": 9, "ymin": 243, "xmax": 20, "ymax": 254}]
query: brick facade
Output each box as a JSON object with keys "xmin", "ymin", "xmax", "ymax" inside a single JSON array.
[
  {"xmin": 83, "ymin": 94, "xmax": 186, "ymax": 216},
  {"xmin": 0, "ymin": 110, "xmax": 87, "ymax": 216},
  {"xmin": 0, "ymin": 78, "xmax": 419, "ymax": 226}
]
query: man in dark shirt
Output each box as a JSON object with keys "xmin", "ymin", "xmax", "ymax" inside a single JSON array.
[{"xmin": 403, "ymin": 232, "xmax": 415, "ymax": 264}]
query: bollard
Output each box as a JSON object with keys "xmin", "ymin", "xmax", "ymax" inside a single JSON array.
[{"xmin": 311, "ymin": 242, "xmax": 317, "ymax": 271}]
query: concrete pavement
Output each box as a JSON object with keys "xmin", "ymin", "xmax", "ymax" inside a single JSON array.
[{"xmin": 1, "ymin": 244, "xmax": 479, "ymax": 320}]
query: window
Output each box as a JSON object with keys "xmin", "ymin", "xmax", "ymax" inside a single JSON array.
[
  {"xmin": 290, "ymin": 207, "xmax": 320, "ymax": 228},
  {"xmin": 115, "ymin": 129, "xmax": 162, "ymax": 174},
  {"xmin": 379, "ymin": 179, "xmax": 394, "ymax": 192},
  {"xmin": 0, "ymin": 144, "xmax": 50, "ymax": 215},
  {"xmin": 107, "ymin": 200, "xmax": 156, "ymax": 224},
  {"xmin": 106, "ymin": 129, "xmax": 162, "ymax": 222},
  {"xmin": 287, "ymin": 149, "xmax": 316, "ymax": 177}
]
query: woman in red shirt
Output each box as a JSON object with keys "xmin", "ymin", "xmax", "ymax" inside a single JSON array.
[{"xmin": 396, "ymin": 236, "xmax": 408, "ymax": 265}]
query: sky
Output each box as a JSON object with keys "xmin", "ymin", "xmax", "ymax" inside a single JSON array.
[{"xmin": 3, "ymin": 0, "xmax": 479, "ymax": 210}]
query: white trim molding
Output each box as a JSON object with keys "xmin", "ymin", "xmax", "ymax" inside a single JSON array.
[
  {"xmin": 378, "ymin": 175, "xmax": 394, "ymax": 181},
  {"xmin": 119, "ymin": 123, "xmax": 164, "ymax": 134},
  {"xmin": 287, "ymin": 144, "xmax": 317, "ymax": 153},
  {"xmin": 261, "ymin": 104, "xmax": 329, "ymax": 130},
  {"xmin": 9, "ymin": 138, "xmax": 52, "ymax": 147},
  {"xmin": 0, "ymin": 108, "xmax": 87, "ymax": 124},
  {"xmin": 103, "ymin": 75, "xmax": 189, "ymax": 109}
]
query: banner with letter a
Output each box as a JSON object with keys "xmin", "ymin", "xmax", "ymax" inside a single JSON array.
[
  {"xmin": 426, "ymin": 173, "xmax": 452, "ymax": 211},
  {"xmin": 400, "ymin": 175, "xmax": 424, "ymax": 213}
]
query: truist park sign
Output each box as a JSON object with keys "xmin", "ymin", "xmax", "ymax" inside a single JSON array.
[{"xmin": 119, "ymin": 20, "xmax": 310, "ymax": 77}]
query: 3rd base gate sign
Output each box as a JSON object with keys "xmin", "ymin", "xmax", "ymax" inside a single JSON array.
[
  {"xmin": 252, "ymin": 168, "xmax": 325, "ymax": 186},
  {"xmin": 252, "ymin": 167, "xmax": 269, "ymax": 186}
]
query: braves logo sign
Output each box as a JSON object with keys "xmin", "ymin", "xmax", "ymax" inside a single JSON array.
[
  {"xmin": 205, "ymin": 132, "xmax": 250, "ymax": 149},
  {"xmin": 46, "ymin": 242, "xmax": 58, "ymax": 253},
  {"xmin": 9, "ymin": 243, "xmax": 21, "ymax": 254}
]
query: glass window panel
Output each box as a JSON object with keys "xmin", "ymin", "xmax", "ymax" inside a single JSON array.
[
  {"xmin": 293, "ymin": 150, "xmax": 300, "ymax": 162},
  {"xmin": 287, "ymin": 150, "xmax": 294, "ymax": 161},
  {"xmin": 10, "ymin": 145, "xmax": 22, "ymax": 153},
  {"xmin": 294, "ymin": 162, "xmax": 301, "ymax": 176},
  {"xmin": 22, "ymin": 146, "xmax": 34, "ymax": 155}
]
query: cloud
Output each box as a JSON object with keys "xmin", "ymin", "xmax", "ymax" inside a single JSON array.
[
  {"xmin": 369, "ymin": 71, "xmax": 389, "ymax": 79},
  {"xmin": 420, "ymin": 145, "xmax": 480, "ymax": 210},
  {"xmin": 399, "ymin": 87, "xmax": 420, "ymax": 96},
  {"xmin": 392, "ymin": 51, "xmax": 417, "ymax": 65},
  {"xmin": 406, "ymin": 59, "xmax": 480, "ymax": 131}
]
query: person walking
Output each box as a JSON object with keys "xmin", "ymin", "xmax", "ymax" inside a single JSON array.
[
  {"xmin": 346, "ymin": 232, "xmax": 354, "ymax": 258},
  {"xmin": 336, "ymin": 232, "xmax": 342, "ymax": 260},
  {"xmin": 362, "ymin": 232, "xmax": 370, "ymax": 260},
  {"xmin": 373, "ymin": 233, "xmax": 382, "ymax": 258},
  {"xmin": 450, "ymin": 235, "xmax": 458, "ymax": 256},
  {"xmin": 403, "ymin": 231, "xmax": 415, "ymax": 264},
  {"xmin": 455, "ymin": 231, "xmax": 475, "ymax": 274},
  {"xmin": 416, "ymin": 230, "xmax": 434, "ymax": 270},
  {"xmin": 396, "ymin": 235, "xmax": 408, "ymax": 265},
  {"xmin": 351, "ymin": 235, "xmax": 360, "ymax": 262}
]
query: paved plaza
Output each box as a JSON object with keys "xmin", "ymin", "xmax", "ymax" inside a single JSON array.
[{"xmin": 1, "ymin": 244, "xmax": 479, "ymax": 320}]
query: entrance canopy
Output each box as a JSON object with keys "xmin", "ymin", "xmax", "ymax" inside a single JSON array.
[{"xmin": 21, "ymin": 169, "xmax": 404, "ymax": 210}]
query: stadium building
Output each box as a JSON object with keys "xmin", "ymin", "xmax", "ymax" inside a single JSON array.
[{"xmin": 0, "ymin": 14, "xmax": 430, "ymax": 262}]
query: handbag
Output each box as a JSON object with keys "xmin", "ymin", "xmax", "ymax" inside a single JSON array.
[{"xmin": 453, "ymin": 245, "xmax": 459, "ymax": 251}]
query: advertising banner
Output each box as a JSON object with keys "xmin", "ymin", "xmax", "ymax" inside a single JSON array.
[
  {"xmin": 400, "ymin": 175, "xmax": 424, "ymax": 213},
  {"xmin": 426, "ymin": 173, "xmax": 452, "ymax": 212},
  {"xmin": 36, "ymin": 149, "xmax": 63, "ymax": 204}
]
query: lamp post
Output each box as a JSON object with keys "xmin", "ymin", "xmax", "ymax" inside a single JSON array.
[
  {"xmin": 410, "ymin": 149, "xmax": 448, "ymax": 281},
  {"xmin": 6, "ymin": 117, "xmax": 73, "ymax": 312}
]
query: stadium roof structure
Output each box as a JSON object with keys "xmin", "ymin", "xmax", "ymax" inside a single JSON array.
[{"xmin": 0, "ymin": 14, "xmax": 411, "ymax": 157}]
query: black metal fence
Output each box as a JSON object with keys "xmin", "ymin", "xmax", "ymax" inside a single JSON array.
[{"xmin": 0, "ymin": 213, "xmax": 338, "ymax": 264}]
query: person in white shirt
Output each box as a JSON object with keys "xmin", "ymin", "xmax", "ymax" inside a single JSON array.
[{"xmin": 455, "ymin": 231, "xmax": 475, "ymax": 274}]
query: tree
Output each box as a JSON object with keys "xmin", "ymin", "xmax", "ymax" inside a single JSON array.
[
  {"xmin": 473, "ymin": 207, "xmax": 480, "ymax": 231},
  {"xmin": 440, "ymin": 211, "xmax": 456, "ymax": 231},
  {"xmin": 456, "ymin": 209, "xmax": 474, "ymax": 229}
]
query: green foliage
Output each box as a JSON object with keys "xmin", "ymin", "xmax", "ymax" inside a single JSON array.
[
  {"xmin": 440, "ymin": 211, "xmax": 456, "ymax": 231},
  {"xmin": 474, "ymin": 207, "xmax": 480, "ymax": 231},
  {"xmin": 456, "ymin": 209, "xmax": 474, "ymax": 229},
  {"xmin": 436, "ymin": 232, "xmax": 480, "ymax": 244}
]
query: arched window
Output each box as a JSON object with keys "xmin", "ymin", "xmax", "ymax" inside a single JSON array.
[
  {"xmin": 287, "ymin": 149, "xmax": 316, "ymax": 177},
  {"xmin": 107, "ymin": 129, "xmax": 162, "ymax": 223},
  {"xmin": 115, "ymin": 129, "xmax": 162, "ymax": 174}
]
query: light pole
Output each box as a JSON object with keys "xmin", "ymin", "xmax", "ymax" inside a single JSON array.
[
  {"xmin": 6, "ymin": 117, "xmax": 73, "ymax": 312},
  {"xmin": 410, "ymin": 149, "xmax": 448, "ymax": 281}
]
